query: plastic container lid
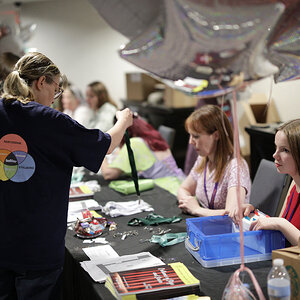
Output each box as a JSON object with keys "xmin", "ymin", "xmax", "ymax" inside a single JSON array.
[{"xmin": 273, "ymin": 258, "xmax": 284, "ymax": 266}]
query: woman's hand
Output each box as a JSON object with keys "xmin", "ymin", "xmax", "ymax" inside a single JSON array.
[
  {"xmin": 107, "ymin": 108, "xmax": 133, "ymax": 153},
  {"xmin": 116, "ymin": 108, "xmax": 133, "ymax": 129},
  {"xmin": 250, "ymin": 217, "xmax": 300, "ymax": 246},
  {"xmin": 227, "ymin": 203, "xmax": 255, "ymax": 224},
  {"xmin": 178, "ymin": 196, "xmax": 201, "ymax": 215},
  {"xmin": 249, "ymin": 217, "xmax": 281, "ymax": 231}
]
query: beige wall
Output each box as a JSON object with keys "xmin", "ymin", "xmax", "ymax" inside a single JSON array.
[
  {"xmin": 20, "ymin": 0, "xmax": 141, "ymax": 106},
  {"xmin": 249, "ymin": 77, "xmax": 300, "ymax": 122}
]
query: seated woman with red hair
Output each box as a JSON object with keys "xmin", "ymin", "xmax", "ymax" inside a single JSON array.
[{"xmin": 101, "ymin": 116, "xmax": 185, "ymax": 194}]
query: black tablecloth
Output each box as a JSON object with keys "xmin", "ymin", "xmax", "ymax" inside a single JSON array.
[{"xmin": 63, "ymin": 176, "xmax": 271, "ymax": 300}]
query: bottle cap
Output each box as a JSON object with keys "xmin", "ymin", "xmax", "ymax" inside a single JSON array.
[{"xmin": 273, "ymin": 258, "xmax": 284, "ymax": 266}]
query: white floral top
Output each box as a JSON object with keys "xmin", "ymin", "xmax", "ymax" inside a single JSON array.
[
  {"xmin": 190, "ymin": 156, "xmax": 251, "ymax": 209},
  {"xmin": 88, "ymin": 102, "xmax": 117, "ymax": 132}
]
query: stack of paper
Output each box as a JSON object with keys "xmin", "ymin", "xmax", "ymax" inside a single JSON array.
[{"xmin": 80, "ymin": 251, "xmax": 165, "ymax": 283}]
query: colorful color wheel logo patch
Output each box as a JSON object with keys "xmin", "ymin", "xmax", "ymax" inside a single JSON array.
[{"xmin": 0, "ymin": 134, "xmax": 35, "ymax": 182}]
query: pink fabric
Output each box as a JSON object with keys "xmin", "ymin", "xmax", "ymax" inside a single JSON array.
[{"xmin": 190, "ymin": 156, "xmax": 251, "ymax": 209}]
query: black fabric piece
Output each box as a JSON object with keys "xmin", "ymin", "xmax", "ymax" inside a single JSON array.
[{"xmin": 124, "ymin": 130, "xmax": 140, "ymax": 197}]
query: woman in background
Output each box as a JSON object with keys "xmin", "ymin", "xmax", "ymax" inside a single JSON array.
[
  {"xmin": 86, "ymin": 81, "xmax": 118, "ymax": 132},
  {"xmin": 232, "ymin": 119, "xmax": 300, "ymax": 246},
  {"xmin": 177, "ymin": 105, "xmax": 251, "ymax": 217},
  {"xmin": 101, "ymin": 116, "xmax": 185, "ymax": 195},
  {"xmin": 62, "ymin": 83, "xmax": 92, "ymax": 127}
]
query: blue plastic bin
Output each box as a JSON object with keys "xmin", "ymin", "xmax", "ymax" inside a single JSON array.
[{"xmin": 185, "ymin": 215, "xmax": 285, "ymax": 268}]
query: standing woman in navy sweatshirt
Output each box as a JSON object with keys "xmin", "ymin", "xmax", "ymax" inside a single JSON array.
[{"xmin": 0, "ymin": 52, "xmax": 132, "ymax": 299}]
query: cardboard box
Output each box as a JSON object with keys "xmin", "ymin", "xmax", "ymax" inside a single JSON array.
[
  {"xmin": 272, "ymin": 242, "xmax": 300, "ymax": 300},
  {"xmin": 126, "ymin": 72, "xmax": 160, "ymax": 101},
  {"xmin": 164, "ymin": 86, "xmax": 198, "ymax": 108},
  {"xmin": 239, "ymin": 93, "xmax": 280, "ymax": 157},
  {"xmin": 242, "ymin": 93, "xmax": 280, "ymax": 125}
]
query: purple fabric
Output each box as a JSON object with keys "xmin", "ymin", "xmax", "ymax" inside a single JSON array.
[{"xmin": 140, "ymin": 155, "xmax": 185, "ymax": 180}]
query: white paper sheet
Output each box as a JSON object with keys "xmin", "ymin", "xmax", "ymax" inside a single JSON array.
[
  {"xmin": 82, "ymin": 245, "xmax": 119, "ymax": 260},
  {"xmin": 80, "ymin": 252, "xmax": 165, "ymax": 283},
  {"xmin": 67, "ymin": 199, "xmax": 101, "ymax": 222},
  {"xmin": 82, "ymin": 237, "xmax": 108, "ymax": 244}
]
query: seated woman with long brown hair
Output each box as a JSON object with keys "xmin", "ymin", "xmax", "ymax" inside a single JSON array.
[{"xmin": 178, "ymin": 105, "xmax": 251, "ymax": 217}]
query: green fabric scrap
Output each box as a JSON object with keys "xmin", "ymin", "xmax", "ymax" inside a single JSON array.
[
  {"xmin": 154, "ymin": 176, "xmax": 182, "ymax": 196},
  {"xmin": 128, "ymin": 212, "xmax": 182, "ymax": 226},
  {"xmin": 150, "ymin": 232, "xmax": 187, "ymax": 247},
  {"xmin": 71, "ymin": 172, "xmax": 84, "ymax": 184},
  {"xmin": 109, "ymin": 137, "xmax": 156, "ymax": 173},
  {"xmin": 109, "ymin": 179, "xmax": 154, "ymax": 195}
]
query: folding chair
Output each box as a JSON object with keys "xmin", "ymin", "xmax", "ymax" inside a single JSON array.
[
  {"xmin": 250, "ymin": 159, "xmax": 292, "ymax": 217},
  {"xmin": 158, "ymin": 125, "xmax": 176, "ymax": 149}
]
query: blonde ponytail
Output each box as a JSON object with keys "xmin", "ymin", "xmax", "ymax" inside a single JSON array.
[
  {"xmin": 2, "ymin": 52, "xmax": 63, "ymax": 105},
  {"xmin": 2, "ymin": 70, "xmax": 34, "ymax": 104}
]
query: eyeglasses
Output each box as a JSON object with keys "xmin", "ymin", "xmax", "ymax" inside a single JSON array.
[{"xmin": 48, "ymin": 77, "xmax": 64, "ymax": 99}]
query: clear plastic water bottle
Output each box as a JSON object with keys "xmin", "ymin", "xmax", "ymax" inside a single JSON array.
[{"xmin": 267, "ymin": 258, "xmax": 291, "ymax": 300}]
